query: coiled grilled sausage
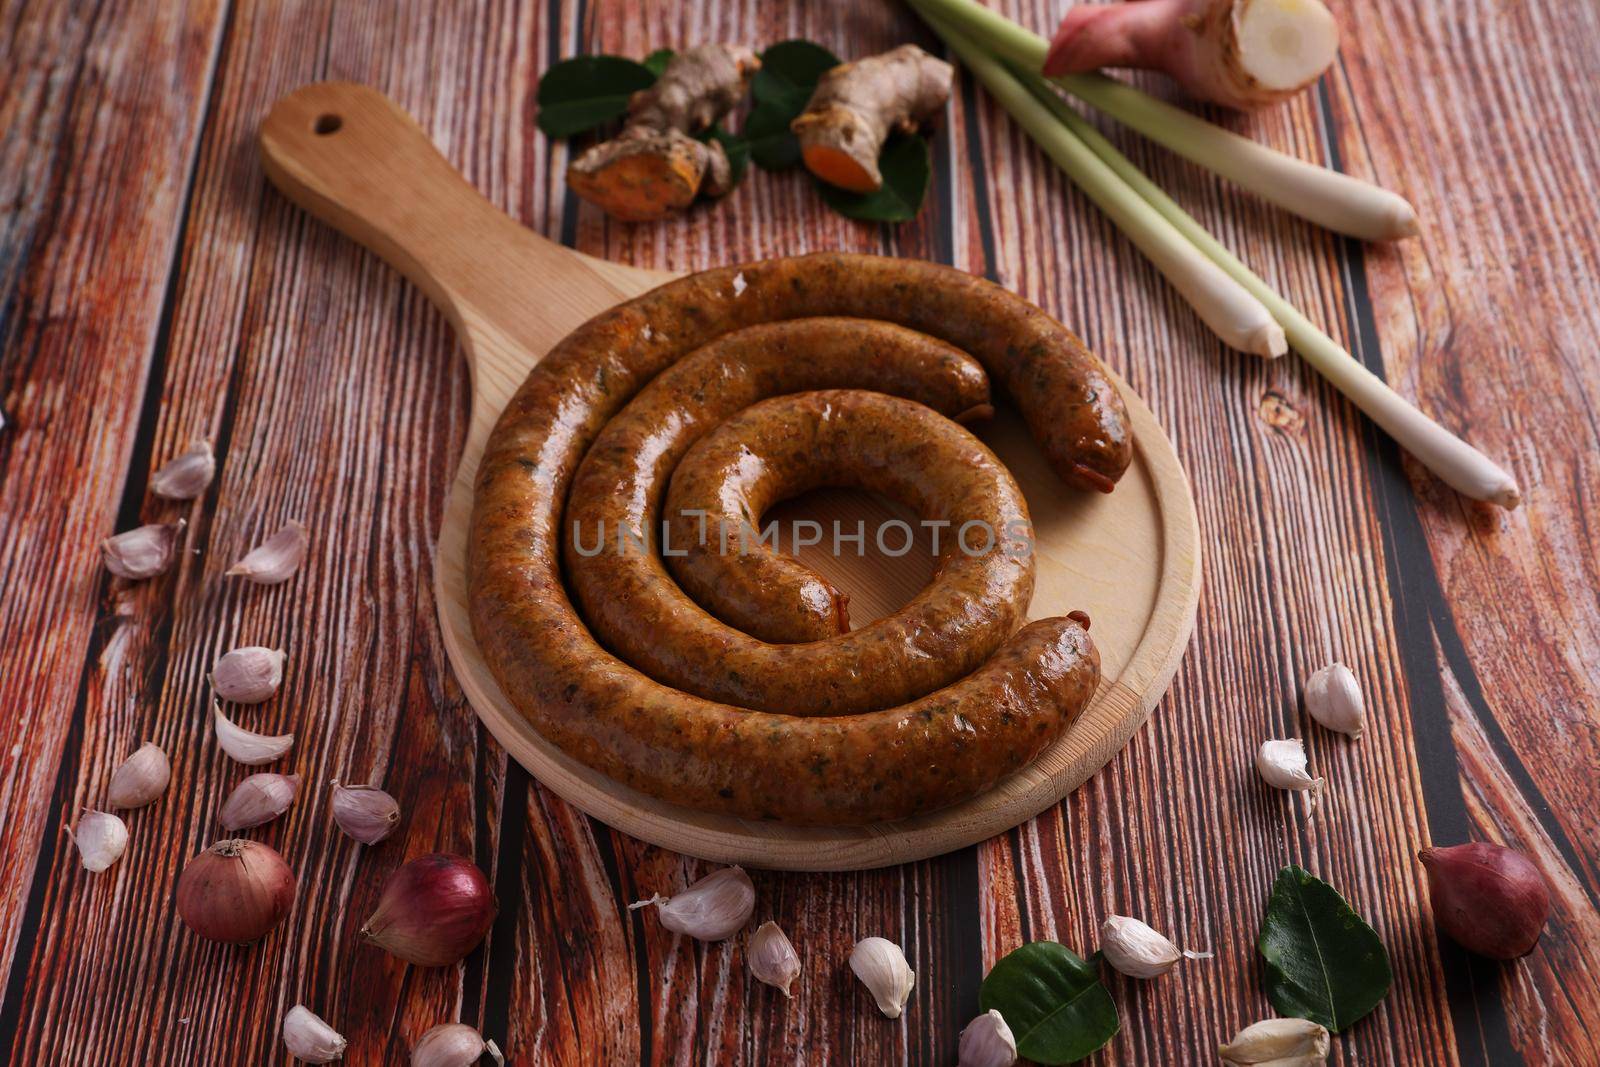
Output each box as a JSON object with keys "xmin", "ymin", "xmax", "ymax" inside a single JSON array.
[{"xmin": 469, "ymin": 253, "xmax": 1125, "ymax": 823}]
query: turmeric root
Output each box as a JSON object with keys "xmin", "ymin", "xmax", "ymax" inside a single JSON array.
[
  {"xmin": 1043, "ymin": 0, "xmax": 1340, "ymax": 110},
  {"xmin": 792, "ymin": 45, "xmax": 953, "ymax": 194},
  {"xmin": 568, "ymin": 44, "xmax": 759, "ymax": 221}
]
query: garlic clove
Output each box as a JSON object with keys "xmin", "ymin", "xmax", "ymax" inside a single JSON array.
[
  {"xmin": 282, "ymin": 1005, "xmax": 346, "ymax": 1063},
  {"xmin": 220, "ymin": 772, "xmax": 301, "ymax": 830},
  {"xmin": 101, "ymin": 519, "xmax": 186, "ymax": 580},
  {"xmin": 212, "ymin": 701, "xmax": 295, "ymax": 765},
  {"xmin": 150, "ymin": 438, "xmax": 215, "ymax": 500},
  {"xmin": 107, "ymin": 741, "xmax": 171, "ymax": 809},
  {"xmin": 72, "ymin": 810, "xmax": 129, "ymax": 872},
  {"xmin": 849, "ymin": 936, "xmax": 915, "ymax": 1019},
  {"xmin": 331, "ymin": 782, "xmax": 402, "ymax": 844},
  {"xmin": 211, "ymin": 646, "xmax": 286, "ymax": 704},
  {"xmin": 628, "ymin": 865, "xmax": 754, "ymax": 942},
  {"xmin": 1099, "ymin": 915, "xmax": 1181, "ymax": 978},
  {"xmin": 1256, "ymin": 739, "xmax": 1324, "ymax": 796},
  {"xmin": 1303, "ymin": 663, "xmax": 1365, "ymax": 738},
  {"xmin": 1218, "ymin": 1017, "xmax": 1330, "ymax": 1065},
  {"xmin": 958, "ymin": 1008, "xmax": 1017, "ymax": 1067},
  {"xmin": 228, "ymin": 520, "xmax": 308, "ymax": 584},
  {"xmin": 747, "ymin": 920, "xmax": 801, "ymax": 997},
  {"xmin": 410, "ymin": 1023, "xmax": 504, "ymax": 1067}
]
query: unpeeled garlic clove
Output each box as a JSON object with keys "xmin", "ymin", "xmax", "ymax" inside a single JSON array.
[
  {"xmin": 1303, "ymin": 663, "xmax": 1365, "ymax": 738},
  {"xmin": 220, "ymin": 772, "xmax": 301, "ymax": 830},
  {"xmin": 107, "ymin": 741, "xmax": 171, "ymax": 809},
  {"xmin": 410, "ymin": 1023, "xmax": 504, "ymax": 1067},
  {"xmin": 282, "ymin": 1005, "xmax": 346, "ymax": 1063},
  {"xmin": 331, "ymin": 782, "xmax": 402, "ymax": 844},
  {"xmin": 958, "ymin": 1009, "xmax": 1017, "ymax": 1066},
  {"xmin": 1099, "ymin": 915, "xmax": 1181, "ymax": 978},
  {"xmin": 101, "ymin": 519, "xmax": 186, "ymax": 579},
  {"xmin": 629, "ymin": 865, "xmax": 754, "ymax": 941},
  {"xmin": 1256, "ymin": 739, "xmax": 1323, "ymax": 797},
  {"xmin": 747, "ymin": 920, "xmax": 801, "ymax": 996},
  {"xmin": 849, "ymin": 936, "xmax": 915, "ymax": 1019},
  {"xmin": 212, "ymin": 646, "xmax": 286, "ymax": 704},
  {"xmin": 1218, "ymin": 1017, "xmax": 1329, "ymax": 1065},
  {"xmin": 212, "ymin": 701, "xmax": 295, "ymax": 765},
  {"xmin": 72, "ymin": 810, "xmax": 129, "ymax": 872},
  {"xmin": 150, "ymin": 438, "xmax": 215, "ymax": 500},
  {"xmin": 228, "ymin": 520, "xmax": 308, "ymax": 584}
]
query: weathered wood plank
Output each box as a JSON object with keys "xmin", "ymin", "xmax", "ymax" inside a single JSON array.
[{"xmin": 0, "ymin": 0, "xmax": 229, "ymax": 1041}]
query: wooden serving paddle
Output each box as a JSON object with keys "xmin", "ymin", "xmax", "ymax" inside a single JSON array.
[{"xmin": 260, "ymin": 82, "xmax": 1200, "ymax": 871}]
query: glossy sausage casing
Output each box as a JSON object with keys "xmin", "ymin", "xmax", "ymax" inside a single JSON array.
[{"xmin": 469, "ymin": 253, "xmax": 1124, "ymax": 823}]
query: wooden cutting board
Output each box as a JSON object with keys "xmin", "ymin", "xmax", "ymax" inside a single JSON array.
[{"xmin": 260, "ymin": 82, "xmax": 1201, "ymax": 871}]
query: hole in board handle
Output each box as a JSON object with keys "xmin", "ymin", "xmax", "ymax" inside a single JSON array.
[{"xmin": 313, "ymin": 114, "xmax": 343, "ymax": 135}]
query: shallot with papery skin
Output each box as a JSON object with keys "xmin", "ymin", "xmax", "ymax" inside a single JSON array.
[
  {"xmin": 1044, "ymin": 0, "xmax": 1341, "ymax": 111},
  {"xmin": 227, "ymin": 520, "xmax": 308, "ymax": 584},
  {"xmin": 1420, "ymin": 842, "xmax": 1552, "ymax": 959},
  {"xmin": 410, "ymin": 1023, "xmax": 504, "ymax": 1067},
  {"xmin": 177, "ymin": 838, "xmax": 296, "ymax": 943},
  {"xmin": 107, "ymin": 741, "xmax": 171, "ymax": 809},
  {"xmin": 362, "ymin": 853, "xmax": 497, "ymax": 967},
  {"xmin": 628, "ymin": 866, "xmax": 754, "ymax": 941},
  {"xmin": 331, "ymin": 782, "xmax": 402, "ymax": 844}
]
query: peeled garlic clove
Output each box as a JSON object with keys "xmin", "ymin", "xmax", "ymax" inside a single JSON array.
[
  {"xmin": 747, "ymin": 920, "xmax": 801, "ymax": 996},
  {"xmin": 1099, "ymin": 915, "xmax": 1181, "ymax": 978},
  {"xmin": 72, "ymin": 810, "xmax": 129, "ymax": 873},
  {"xmin": 212, "ymin": 646, "xmax": 286, "ymax": 704},
  {"xmin": 1218, "ymin": 1017, "xmax": 1329, "ymax": 1065},
  {"xmin": 1303, "ymin": 663, "xmax": 1365, "ymax": 738},
  {"xmin": 221, "ymin": 772, "xmax": 301, "ymax": 830},
  {"xmin": 101, "ymin": 519, "xmax": 186, "ymax": 580},
  {"xmin": 410, "ymin": 1023, "xmax": 504, "ymax": 1067},
  {"xmin": 283, "ymin": 1005, "xmax": 346, "ymax": 1063},
  {"xmin": 1256, "ymin": 739, "xmax": 1323, "ymax": 796},
  {"xmin": 331, "ymin": 782, "xmax": 402, "ymax": 844},
  {"xmin": 107, "ymin": 741, "xmax": 171, "ymax": 809},
  {"xmin": 213, "ymin": 701, "xmax": 295, "ymax": 765},
  {"xmin": 228, "ymin": 520, "xmax": 308, "ymax": 584},
  {"xmin": 150, "ymin": 438, "xmax": 215, "ymax": 500},
  {"xmin": 628, "ymin": 865, "xmax": 754, "ymax": 941},
  {"xmin": 849, "ymin": 936, "xmax": 915, "ymax": 1019},
  {"xmin": 959, "ymin": 1009, "xmax": 1017, "ymax": 1067}
]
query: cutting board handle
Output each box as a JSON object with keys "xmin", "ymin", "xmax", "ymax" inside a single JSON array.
[{"xmin": 259, "ymin": 81, "xmax": 639, "ymax": 361}]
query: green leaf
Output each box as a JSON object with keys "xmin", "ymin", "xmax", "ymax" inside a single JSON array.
[
  {"xmin": 745, "ymin": 40, "xmax": 840, "ymax": 171},
  {"xmin": 978, "ymin": 942, "xmax": 1119, "ymax": 1064},
  {"xmin": 816, "ymin": 134, "xmax": 931, "ymax": 223},
  {"xmin": 642, "ymin": 48, "xmax": 675, "ymax": 78},
  {"xmin": 536, "ymin": 55, "xmax": 656, "ymax": 138},
  {"xmin": 1258, "ymin": 865, "xmax": 1393, "ymax": 1033}
]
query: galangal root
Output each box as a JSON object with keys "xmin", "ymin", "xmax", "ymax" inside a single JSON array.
[
  {"xmin": 568, "ymin": 44, "xmax": 759, "ymax": 220},
  {"xmin": 793, "ymin": 44, "xmax": 953, "ymax": 193},
  {"xmin": 1044, "ymin": 0, "xmax": 1340, "ymax": 110}
]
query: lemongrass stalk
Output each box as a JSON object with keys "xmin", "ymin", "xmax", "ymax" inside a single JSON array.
[
  {"xmin": 922, "ymin": 12, "xmax": 1284, "ymax": 358},
  {"xmin": 1008, "ymin": 69, "xmax": 1520, "ymax": 508},
  {"xmin": 912, "ymin": 0, "xmax": 1419, "ymax": 241}
]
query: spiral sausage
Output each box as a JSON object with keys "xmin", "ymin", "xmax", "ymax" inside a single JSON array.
[{"xmin": 469, "ymin": 252, "xmax": 1128, "ymax": 823}]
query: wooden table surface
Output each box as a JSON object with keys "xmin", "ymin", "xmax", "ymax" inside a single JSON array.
[{"xmin": 3, "ymin": 1, "xmax": 1597, "ymax": 1063}]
